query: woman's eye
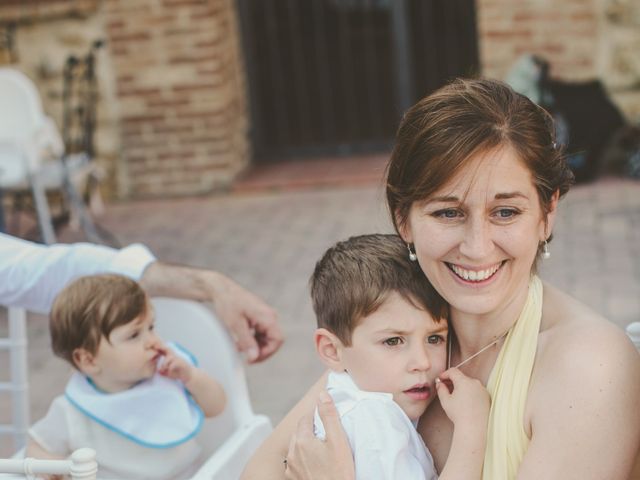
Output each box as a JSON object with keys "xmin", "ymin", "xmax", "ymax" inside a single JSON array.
[
  {"xmin": 148, "ymin": 324, "xmax": 155, "ymax": 332},
  {"xmin": 129, "ymin": 331, "xmax": 140, "ymax": 340},
  {"xmin": 495, "ymin": 208, "xmax": 519, "ymax": 219},
  {"xmin": 427, "ymin": 335, "xmax": 444, "ymax": 345},
  {"xmin": 434, "ymin": 209, "xmax": 460, "ymax": 219},
  {"xmin": 383, "ymin": 337, "xmax": 403, "ymax": 346}
]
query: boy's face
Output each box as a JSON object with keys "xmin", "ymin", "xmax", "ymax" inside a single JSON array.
[
  {"xmin": 88, "ymin": 301, "xmax": 162, "ymax": 392},
  {"xmin": 339, "ymin": 292, "xmax": 448, "ymax": 421}
]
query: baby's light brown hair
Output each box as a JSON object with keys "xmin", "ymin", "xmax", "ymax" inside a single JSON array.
[
  {"xmin": 310, "ymin": 234, "xmax": 448, "ymax": 346},
  {"xmin": 50, "ymin": 274, "xmax": 147, "ymax": 368}
]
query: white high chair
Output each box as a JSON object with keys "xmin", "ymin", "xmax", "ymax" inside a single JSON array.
[
  {"xmin": 152, "ymin": 298, "xmax": 273, "ymax": 480},
  {"xmin": 0, "ymin": 299, "xmax": 272, "ymax": 479},
  {"xmin": 0, "ymin": 67, "xmax": 100, "ymax": 244}
]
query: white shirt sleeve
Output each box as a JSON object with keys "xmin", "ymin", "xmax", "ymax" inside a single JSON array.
[
  {"xmin": 28, "ymin": 396, "xmax": 71, "ymax": 456},
  {"xmin": 341, "ymin": 398, "xmax": 435, "ymax": 480},
  {"xmin": 0, "ymin": 233, "xmax": 156, "ymax": 313}
]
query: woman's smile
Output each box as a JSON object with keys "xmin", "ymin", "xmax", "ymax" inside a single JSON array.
[{"xmin": 445, "ymin": 261, "xmax": 505, "ymax": 284}]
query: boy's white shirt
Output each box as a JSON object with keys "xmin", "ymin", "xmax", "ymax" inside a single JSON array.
[
  {"xmin": 314, "ymin": 371, "xmax": 438, "ymax": 480},
  {"xmin": 28, "ymin": 342, "xmax": 203, "ymax": 480}
]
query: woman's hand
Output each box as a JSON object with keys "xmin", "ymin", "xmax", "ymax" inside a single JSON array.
[{"xmin": 284, "ymin": 391, "xmax": 355, "ymax": 480}]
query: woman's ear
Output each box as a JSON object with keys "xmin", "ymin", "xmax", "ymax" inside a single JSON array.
[
  {"xmin": 543, "ymin": 190, "xmax": 560, "ymax": 239},
  {"xmin": 72, "ymin": 348, "xmax": 100, "ymax": 375},
  {"xmin": 314, "ymin": 328, "xmax": 345, "ymax": 372},
  {"xmin": 396, "ymin": 213, "xmax": 413, "ymax": 244}
]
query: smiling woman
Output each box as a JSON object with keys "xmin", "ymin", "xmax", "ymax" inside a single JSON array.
[{"xmin": 242, "ymin": 79, "xmax": 640, "ymax": 480}]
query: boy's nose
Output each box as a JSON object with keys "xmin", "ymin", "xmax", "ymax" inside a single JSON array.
[{"xmin": 409, "ymin": 345, "xmax": 431, "ymax": 371}]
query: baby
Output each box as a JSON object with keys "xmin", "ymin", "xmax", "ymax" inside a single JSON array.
[
  {"xmin": 26, "ymin": 274, "xmax": 226, "ymax": 480},
  {"xmin": 311, "ymin": 234, "xmax": 490, "ymax": 479}
]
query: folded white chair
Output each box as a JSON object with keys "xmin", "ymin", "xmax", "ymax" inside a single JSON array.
[{"xmin": 0, "ymin": 67, "xmax": 99, "ymax": 244}]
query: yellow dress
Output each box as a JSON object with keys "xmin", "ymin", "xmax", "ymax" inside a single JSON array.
[{"xmin": 482, "ymin": 275, "xmax": 543, "ymax": 479}]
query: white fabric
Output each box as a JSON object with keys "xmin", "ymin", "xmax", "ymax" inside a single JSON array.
[
  {"xmin": 314, "ymin": 371, "xmax": 438, "ymax": 480},
  {"xmin": 29, "ymin": 343, "xmax": 203, "ymax": 480},
  {"xmin": 28, "ymin": 397, "xmax": 201, "ymax": 480},
  {"xmin": 64, "ymin": 343, "xmax": 203, "ymax": 449},
  {"xmin": 0, "ymin": 232, "xmax": 155, "ymax": 313}
]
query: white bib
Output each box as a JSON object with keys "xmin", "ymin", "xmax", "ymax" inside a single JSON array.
[{"xmin": 65, "ymin": 342, "xmax": 203, "ymax": 449}]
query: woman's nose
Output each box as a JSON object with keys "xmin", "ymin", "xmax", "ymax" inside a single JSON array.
[{"xmin": 459, "ymin": 217, "xmax": 493, "ymax": 260}]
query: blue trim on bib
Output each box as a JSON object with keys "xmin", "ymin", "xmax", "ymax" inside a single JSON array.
[{"xmin": 65, "ymin": 390, "xmax": 204, "ymax": 449}]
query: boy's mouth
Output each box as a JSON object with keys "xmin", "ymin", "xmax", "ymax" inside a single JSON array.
[{"xmin": 403, "ymin": 383, "xmax": 431, "ymax": 401}]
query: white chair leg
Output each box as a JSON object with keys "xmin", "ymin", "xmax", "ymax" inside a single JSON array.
[
  {"xmin": 28, "ymin": 174, "xmax": 56, "ymax": 244},
  {"xmin": 0, "ymin": 448, "xmax": 97, "ymax": 479},
  {"xmin": 9, "ymin": 308, "xmax": 29, "ymax": 452}
]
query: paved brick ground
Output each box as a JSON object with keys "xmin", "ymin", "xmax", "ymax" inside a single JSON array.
[{"xmin": 2, "ymin": 175, "xmax": 640, "ymax": 456}]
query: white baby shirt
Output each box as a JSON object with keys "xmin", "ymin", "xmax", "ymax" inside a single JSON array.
[
  {"xmin": 314, "ymin": 371, "xmax": 438, "ymax": 480},
  {"xmin": 29, "ymin": 343, "xmax": 203, "ymax": 480}
]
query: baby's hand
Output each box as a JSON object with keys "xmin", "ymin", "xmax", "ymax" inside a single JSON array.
[
  {"xmin": 436, "ymin": 368, "xmax": 491, "ymax": 427},
  {"xmin": 156, "ymin": 345, "xmax": 193, "ymax": 384}
]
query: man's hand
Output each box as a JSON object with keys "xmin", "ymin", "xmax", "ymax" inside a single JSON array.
[
  {"xmin": 208, "ymin": 273, "xmax": 283, "ymax": 363},
  {"xmin": 140, "ymin": 262, "xmax": 284, "ymax": 363}
]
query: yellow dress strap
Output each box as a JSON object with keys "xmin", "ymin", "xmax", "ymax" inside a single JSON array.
[{"xmin": 483, "ymin": 275, "xmax": 543, "ymax": 480}]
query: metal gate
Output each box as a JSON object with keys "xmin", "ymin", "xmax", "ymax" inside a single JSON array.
[{"xmin": 237, "ymin": 0, "xmax": 479, "ymax": 162}]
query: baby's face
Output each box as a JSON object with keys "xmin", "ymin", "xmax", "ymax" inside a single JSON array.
[
  {"xmin": 340, "ymin": 292, "xmax": 448, "ymax": 421},
  {"xmin": 90, "ymin": 302, "xmax": 163, "ymax": 392}
]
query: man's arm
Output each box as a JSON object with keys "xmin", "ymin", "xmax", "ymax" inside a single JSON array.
[
  {"xmin": 0, "ymin": 233, "xmax": 283, "ymax": 362},
  {"xmin": 0, "ymin": 233, "xmax": 154, "ymax": 313}
]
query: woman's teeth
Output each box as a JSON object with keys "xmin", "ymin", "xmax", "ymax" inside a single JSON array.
[{"xmin": 449, "ymin": 263, "xmax": 501, "ymax": 282}]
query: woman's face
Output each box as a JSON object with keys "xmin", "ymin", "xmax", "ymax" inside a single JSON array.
[{"xmin": 399, "ymin": 145, "xmax": 557, "ymax": 317}]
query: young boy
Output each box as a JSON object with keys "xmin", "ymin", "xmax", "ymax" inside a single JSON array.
[
  {"xmin": 26, "ymin": 274, "xmax": 226, "ymax": 480},
  {"xmin": 311, "ymin": 234, "xmax": 490, "ymax": 479}
]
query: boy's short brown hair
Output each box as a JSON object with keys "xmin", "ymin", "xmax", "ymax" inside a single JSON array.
[
  {"xmin": 310, "ymin": 234, "xmax": 448, "ymax": 345},
  {"xmin": 50, "ymin": 274, "xmax": 148, "ymax": 367}
]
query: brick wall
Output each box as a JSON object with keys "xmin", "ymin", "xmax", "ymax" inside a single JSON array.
[
  {"xmin": 477, "ymin": 0, "xmax": 599, "ymax": 81},
  {"xmin": 477, "ymin": 0, "xmax": 640, "ymax": 120},
  {"xmin": 104, "ymin": 0, "xmax": 249, "ymax": 197}
]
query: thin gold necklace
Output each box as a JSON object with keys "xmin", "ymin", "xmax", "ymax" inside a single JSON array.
[{"xmin": 447, "ymin": 328, "xmax": 511, "ymax": 369}]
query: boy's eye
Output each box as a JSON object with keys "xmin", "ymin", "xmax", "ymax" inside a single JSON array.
[
  {"xmin": 129, "ymin": 331, "xmax": 140, "ymax": 340},
  {"xmin": 148, "ymin": 323, "xmax": 155, "ymax": 331},
  {"xmin": 383, "ymin": 337, "xmax": 403, "ymax": 346},
  {"xmin": 427, "ymin": 335, "xmax": 445, "ymax": 344}
]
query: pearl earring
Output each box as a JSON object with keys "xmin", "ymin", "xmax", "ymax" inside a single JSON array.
[
  {"xmin": 407, "ymin": 243, "xmax": 418, "ymax": 262},
  {"xmin": 542, "ymin": 240, "xmax": 551, "ymax": 259}
]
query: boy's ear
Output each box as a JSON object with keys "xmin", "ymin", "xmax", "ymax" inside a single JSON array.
[
  {"xmin": 72, "ymin": 348, "xmax": 100, "ymax": 375},
  {"xmin": 314, "ymin": 328, "xmax": 345, "ymax": 371}
]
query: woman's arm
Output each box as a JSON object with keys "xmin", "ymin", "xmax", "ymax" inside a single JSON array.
[
  {"xmin": 242, "ymin": 372, "xmax": 347, "ymax": 480},
  {"xmin": 517, "ymin": 322, "xmax": 640, "ymax": 479}
]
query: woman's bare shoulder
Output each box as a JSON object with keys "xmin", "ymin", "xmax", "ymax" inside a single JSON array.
[
  {"xmin": 540, "ymin": 284, "xmax": 630, "ymax": 349},
  {"xmin": 529, "ymin": 282, "xmax": 640, "ymax": 424},
  {"xmin": 519, "ymin": 283, "xmax": 640, "ymax": 478}
]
